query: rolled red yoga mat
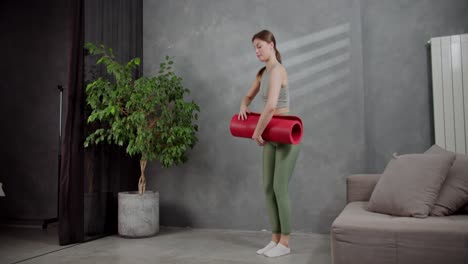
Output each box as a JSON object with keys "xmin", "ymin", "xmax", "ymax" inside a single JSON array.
[{"xmin": 230, "ymin": 112, "xmax": 303, "ymax": 144}]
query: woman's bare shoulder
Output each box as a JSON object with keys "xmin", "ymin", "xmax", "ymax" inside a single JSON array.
[{"xmin": 270, "ymin": 64, "xmax": 287, "ymax": 79}]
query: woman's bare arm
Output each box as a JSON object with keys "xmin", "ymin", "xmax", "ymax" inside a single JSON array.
[
  {"xmin": 238, "ymin": 76, "xmax": 261, "ymax": 120},
  {"xmin": 252, "ymin": 67, "xmax": 282, "ymax": 138}
]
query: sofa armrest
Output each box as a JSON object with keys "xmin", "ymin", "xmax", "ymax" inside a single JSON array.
[{"xmin": 346, "ymin": 174, "xmax": 381, "ymax": 204}]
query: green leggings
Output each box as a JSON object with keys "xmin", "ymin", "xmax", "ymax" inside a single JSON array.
[{"xmin": 262, "ymin": 141, "xmax": 301, "ymax": 235}]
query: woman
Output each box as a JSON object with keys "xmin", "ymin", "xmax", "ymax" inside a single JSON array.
[{"xmin": 238, "ymin": 30, "xmax": 301, "ymax": 258}]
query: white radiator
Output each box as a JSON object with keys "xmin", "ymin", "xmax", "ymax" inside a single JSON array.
[{"xmin": 429, "ymin": 33, "xmax": 468, "ymax": 154}]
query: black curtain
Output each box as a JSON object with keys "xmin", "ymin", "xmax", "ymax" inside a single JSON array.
[
  {"xmin": 59, "ymin": 0, "xmax": 141, "ymax": 245},
  {"xmin": 59, "ymin": 0, "xmax": 85, "ymax": 245},
  {"xmin": 82, "ymin": 0, "xmax": 142, "ymax": 242}
]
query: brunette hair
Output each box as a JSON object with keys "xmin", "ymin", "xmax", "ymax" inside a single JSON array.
[{"xmin": 252, "ymin": 30, "xmax": 282, "ymax": 79}]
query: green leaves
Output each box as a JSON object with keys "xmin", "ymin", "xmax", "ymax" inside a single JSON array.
[{"xmin": 83, "ymin": 43, "xmax": 200, "ymax": 169}]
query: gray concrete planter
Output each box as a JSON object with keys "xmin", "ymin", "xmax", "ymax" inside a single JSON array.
[{"xmin": 118, "ymin": 191, "xmax": 159, "ymax": 238}]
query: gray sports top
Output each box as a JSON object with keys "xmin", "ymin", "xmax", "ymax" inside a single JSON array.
[{"xmin": 259, "ymin": 67, "xmax": 289, "ymax": 109}]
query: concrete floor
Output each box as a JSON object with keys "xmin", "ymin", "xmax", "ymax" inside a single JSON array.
[
  {"xmin": 0, "ymin": 226, "xmax": 331, "ymax": 264},
  {"xmin": 0, "ymin": 224, "xmax": 69, "ymax": 264}
]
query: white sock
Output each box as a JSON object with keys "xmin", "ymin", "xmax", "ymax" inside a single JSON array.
[
  {"xmin": 256, "ymin": 241, "xmax": 277, "ymax": 255},
  {"xmin": 264, "ymin": 243, "xmax": 290, "ymax": 257}
]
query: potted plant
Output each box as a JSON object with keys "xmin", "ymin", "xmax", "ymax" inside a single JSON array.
[{"xmin": 83, "ymin": 43, "xmax": 200, "ymax": 237}]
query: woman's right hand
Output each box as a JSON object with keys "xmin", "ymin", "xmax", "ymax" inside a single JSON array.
[{"xmin": 238, "ymin": 105, "xmax": 250, "ymax": 120}]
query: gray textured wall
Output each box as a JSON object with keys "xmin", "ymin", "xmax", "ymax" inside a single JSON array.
[
  {"xmin": 143, "ymin": 0, "xmax": 365, "ymax": 234},
  {"xmin": 0, "ymin": 0, "xmax": 70, "ymax": 220},
  {"xmin": 362, "ymin": 0, "xmax": 468, "ymax": 172}
]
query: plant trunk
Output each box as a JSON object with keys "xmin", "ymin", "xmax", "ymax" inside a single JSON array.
[{"xmin": 138, "ymin": 159, "xmax": 147, "ymax": 194}]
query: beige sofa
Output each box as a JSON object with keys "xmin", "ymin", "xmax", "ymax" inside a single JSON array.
[{"xmin": 331, "ymin": 174, "xmax": 468, "ymax": 264}]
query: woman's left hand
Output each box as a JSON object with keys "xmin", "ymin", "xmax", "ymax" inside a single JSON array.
[{"xmin": 252, "ymin": 135, "xmax": 265, "ymax": 146}]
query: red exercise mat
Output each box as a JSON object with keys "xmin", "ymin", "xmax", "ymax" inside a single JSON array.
[{"xmin": 230, "ymin": 112, "xmax": 303, "ymax": 144}]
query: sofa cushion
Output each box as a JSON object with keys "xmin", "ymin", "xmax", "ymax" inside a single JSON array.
[
  {"xmin": 425, "ymin": 144, "xmax": 468, "ymax": 216},
  {"xmin": 331, "ymin": 202, "xmax": 468, "ymax": 264},
  {"xmin": 367, "ymin": 153, "xmax": 455, "ymax": 218}
]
